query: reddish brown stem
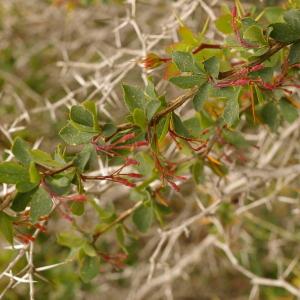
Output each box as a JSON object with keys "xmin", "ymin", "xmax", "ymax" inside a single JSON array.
[
  {"xmin": 192, "ymin": 43, "xmax": 222, "ymax": 54},
  {"xmin": 158, "ymin": 43, "xmax": 222, "ymax": 64},
  {"xmin": 43, "ymin": 162, "xmax": 74, "ymax": 176}
]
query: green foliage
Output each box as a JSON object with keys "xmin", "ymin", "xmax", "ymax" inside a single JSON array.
[
  {"xmin": 70, "ymin": 105, "xmax": 94, "ymax": 127},
  {"xmin": 260, "ymin": 102, "xmax": 280, "ymax": 131},
  {"xmin": 31, "ymin": 149, "xmax": 62, "ymax": 168},
  {"xmin": 71, "ymin": 201, "xmax": 85, "ymax": 216},
  {"xmin": 193, "ymin": 82, "xmax": 210, "ymax": 111},
  {"xmin": 74, "ymin": 144, "xmax": 95, "ymax": 172},
  {"xmin": 215, "ymin": 14, "xmax": 233, "ymax": 34},
  {"xmin": 289, "ymin": 41, "xmax": 300, "ymax": 64},
  {"xmin": 222, "ymin": 130, "xmax": 250, "ymax": 149},
  {"xmin": 192, "ymin": 160, "xmax": 204, "ymax": 184},
  {"xmin": 172, "ymin": 51, "xmax": 197, "ymax": 73},
  {"xmin": 132, "ymin": 203, "xmax": 153, "ymax": 232},
  {"xmin": 29, "ymin": 161, "xmax": 41, "ymax": 184},
  {"xmin": 172, "ymin": 113, "xmax": 190, "ymax": 137},
  {"xmin": 30, "ymin": 187, "xmax": 53, "ymax": 223},
  {"xmin": 0, "ymin": 212, "xmax": 14, "ymax": 244},
  {"xmin": 170, "ymin": 74, "xmax": 207, "ymax": 89},
  {"xmin": 11, "ymin": 188, "xmax": 38, "ymax": 212},
  {"xmin": 12, "ymin": 137, "xmax": 32, "ymax": 166},
  {"xmin": 270, "ymin": 9, "xmax": 300, "ymax": 43},
  {"xmin": 222, "ymin": 88, "xmax": 240, "ymax": 126},
  {"xmin": 59, "ymin": 101, "xmax": 100, "ymax": 145},
  {"xmin": 264, "ymin": 7, "xmax": 284, "ymax": 23},
  {"xmin": 279, "ymin": 98, "xmax": 299, "ymax": 123},
  {"xmin": 45, "ymin": 175, "xmax": 73, "ymax": 195},
  {"xmin": 123, "ymin": 85, "xmax": 145, "ymax": 112},
  {"xmin": 57, "ymin": 232, "xmax": 86, "ymax": 248},
  {"xmin": 1, "ymin": 3, "xmax": 300, "ymax": 298},
  {"xmin": 204, "ymin": 56, "xmax": 219, "ymax": 78},
  {"xmin": 79, "ymin": 256, "xmax": 100, "ymax": 283},
  {"xmin": 133, "ymin": 108, "xmax": 147, "ymax": 131},
  {"xmin": 0, "ymin": 162, "xmax": 28, "ymax": 184},
  {"xmin": 59, "ymin": 121, "xmax": 99, "ymax": 145},
  {"xmin": 243, "ymin": 25, "xmax": 267, "ymax": 46}
]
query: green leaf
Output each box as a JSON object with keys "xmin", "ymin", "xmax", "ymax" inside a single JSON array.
[
  {"xmin": 204, "ymin": 56, "xmax": 219, "ymax": 78},
  {"xmin": 264, "ymin": 7, "xmax": 284, "ymax": 23},
  {"xmin": 218, "ymin": 202, "xmax": 234, "ymax": 225},
  {"xmin": 132, "ymin": 204, "xmax": 153, "ymax": 233},
  {"xmin": 30, "ymin": 149, "xmax": 62, "ymax": 168},
  {"xmin": 133, "ymin": 108, "xmax": 147, "ymax": 131},
  {"xmin": 0, "ymin": 162, "xmax": 28, "ymax": 184},
  {"xmin": 178, "ymin": 25, "xmax": 199, "ymax": 45},
  {"xmin": 289, "ymin": 41, "xmax": 300, "ymax": 64},
  {"xmin": 82, "ymin": 243, "xmax": 97, "ymax": 257},
  {"xmin": 116, "ymin": 224, "xmax": 126, "ymax": 251},
  {"xmin": 102, "ymin": 123, "xmax": 117, "ymax": 137},
  {"xmin": 167, "ymin": 41, "xmax": 193, "ymax": 53},
  {"xmin": 82, "ymin": 100, "xmax": 99, "ymax": 129},
  {"xmin": 74, "ymin": 144, "xmax": 95, "ymax": 172},
  {"xmin": 243, "ymin": 25, "xmax": 267, "ymax": 45},
  {"xmin": 172, "ymin": 51, "xmax": 196, "ymax": 73},
  {"xmin": 144, "ymin": 78, "xmax": 158, "ymax": 100},
  {"xmin": 270, "ymin": 9, "xmax": 300, "ymax": 43},
  {"xmin": 154, "ymin": 202, "xmax": 172, "ymax": 225},
  {"xmin": 193, "ymin": 82, "xmax": 210, "ymax": 111},
  {"xmin": 75, "ymin": 173, "xmax": 84, "ymax": 194},
  {"xmin": 284, "ymin": 9, "xmax": 300, "ymax": 33},
  {"xmin": 222, "ymin": 88, "xmax": 240, "ymax": 126},
  {"xmin": 269, "ymin": 23, "xmax": 299, "ymax": 43},
  {"xmin": 59, "ymin": 121, "xmax": 99, "ymax": 145},
  {"xmin": 0, "ymin": 212, "xmax": 14, "ymax": 244},
  {"xmin": 279, "ymin": 99, "xmax": 298, "ymax": 123},
  {"xmin": 260, "ymin": 102, "xmax": 279, "ymax": 131},
  {"xmin": 145, "ymin": 100, "xmax": 161, "ymax": 120},
  {"xmin": 30, "ymin": 187, "xmax": 53, "ymax": 223},
  {"xmin": 96, "ymin": 206, "xmax": 116, "ymax": 224},
  {"xmin": 12, "ymin": 137, "xmax": 32, "ymax": 166},
  {"xmin": 157, "ymin": 115, "xmax": 170, "ymax": 143},
  {"xmin": 54, "ymin": 144, "xmax": 66, "ymax": 164},
  {"xmin": 136, "ymin": 152, "xmax": 155, "ymax": 178},
  {"xmin": 255, "ymin": 86, "xmax": 265, "ymax": 104},
  {"xmin": 252, "ymin": 46, "xmax": 269, "ymax": 57},
  {"xmin": 170, "ymin": 74, "xmax": 207, "ymax": 89},
  {"xmin": 198, "ymin": 110, "xmax": 214, "ymax": 128},
  {"xmin": 45, "ymin": 175, "xmax": 72, "ymax": 196},
  {"xmin": 172, "ymin": 113, "xmax": 191, "ymax": 137},
  {"xmin": 79, "ymin": 256, "xmax": 99, "ymax": 283},
  {"xmin": 70, "ymin": 105, "xmax": 94, "ymax": 127},
  {"xmin": 11, "ymin": 188, "xmax": 38, "ymax": 212},
  {"xmin": 215, "ymin": 14, "xmax": 233, "ymax": 34},
  {"xmin": 57, "ymin": 231, "xmax": 86, "ymax": 248},
  {"xmin": 192, "ymin": 160, "xmax": 204, "ymax": 184},
  {"xmin": 130, "ymin": 189, "xmax": 151, "ymax": 202},
  {"xmin": 71, "ymin": 201, "xmax": 85, "ymax": 216},
  {"xmin": 71, "ymin": 121, "xmax": 98, "ymax": 133},
  {"xmin": 241, "ymin": 17, "xmax": 257, "ymax": 28},
  {"xmin": 183, "ymin": 116, "xmax": 202, "ymax": 137},
  {"xmin": 16, "ymin": 180, "xmax": 38, "ymax": 193},
  {"xmin": 29, "ymin": 161, "xmax": 41, "ymax": 184},
  {"xmin": 123, "ymin": 85, "xmax": 145, "ymax": 112},
  {"xmin": 250, "ymin": 67, "xmax": 274, "ymax": 82},
  {"xmin": 213, "ymin": 86, "xmax": 235, "ymax": 99},
  {"xmin": 222, "ymin": 130, "xmax": 250, "ymax": 149}
]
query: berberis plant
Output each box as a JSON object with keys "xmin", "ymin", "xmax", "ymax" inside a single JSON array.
[{"xmin": 1, "ymin": 0, "xmax": 300, "ymax": 298}]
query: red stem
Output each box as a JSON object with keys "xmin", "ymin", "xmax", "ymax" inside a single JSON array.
[{"xmin": 192, "ymin": 43, "xmax": 222, "ymax": 54}]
